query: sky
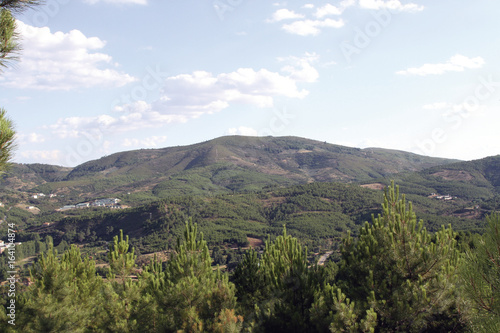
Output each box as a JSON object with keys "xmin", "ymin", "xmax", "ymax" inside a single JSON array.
[{"xmin": 2, "ymin": 0, "xmax": 500, "ymax": 167}]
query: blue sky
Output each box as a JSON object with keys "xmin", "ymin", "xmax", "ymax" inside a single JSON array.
[{"xmin": 1, "ymin": 0, "xmax": 500, "ymax": 167}]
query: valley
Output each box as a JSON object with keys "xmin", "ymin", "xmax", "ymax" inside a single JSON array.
[{"xmin": 0, "ymin": 136, "xmax": 497, "ymax": 260}]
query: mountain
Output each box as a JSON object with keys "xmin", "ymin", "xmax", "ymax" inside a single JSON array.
[
  {"xmin": 3, "ymin": 137, "xmax": 498, "ymax": 256},
  {"xmin": 0, "ymin": 163, "xmax": 71, "ymax": 191},
  {"xmin": 24, "ymin": 180, "xmax": 488, "ymax": 256},
  {"xmin": 2, "ymin": 136, "xmax": 461, "ymax": 203},
  {"xmin": 386, "ymin": 155, "xmax": 500, "ymax": 200}
]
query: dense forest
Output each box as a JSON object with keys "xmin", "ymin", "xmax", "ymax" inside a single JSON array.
[
  {"xmin": 1, "ymin": 1, "xmax": 499, "ymax": 331},
  {"xmin": 0, "ymin": 180, "xmax": 488, "ymax": 261},
  {"xmin": 0, "ymin": 183, "xmax": 499, "ymax": 332}
]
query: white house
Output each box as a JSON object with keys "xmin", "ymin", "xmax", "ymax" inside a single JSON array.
[{"xmin": 0, "ymin": 240, "xmax": 7, "ymax": 254}]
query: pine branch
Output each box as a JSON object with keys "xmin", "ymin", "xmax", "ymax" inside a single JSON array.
[{"xmin": 0, "ymin": 0, "xmax": 43, "ymax": 13}]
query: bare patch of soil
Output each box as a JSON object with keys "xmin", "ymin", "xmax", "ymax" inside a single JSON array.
[
  {"xmin": 261, "ymin": 196, "xmax": 286, "ymax": 207},
  {"xmin": 360, "ymin": 183, "xmax": 385, "ymax": 190},
  {"xmin": 247, "ymin": 237, "xmax": 264, "ymax": 248},
  {"xmin": 431, "ymin": 170, "xmax": 473, "ymax": 181}
]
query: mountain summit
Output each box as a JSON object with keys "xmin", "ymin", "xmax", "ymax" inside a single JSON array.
[{"xmin": 4, "ymin": 136, "xmax": 460, "ymax": 200}]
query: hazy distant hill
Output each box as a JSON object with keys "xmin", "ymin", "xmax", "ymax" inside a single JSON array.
[
  {"xmin": 2, "ymin": 136, "xmax": 461, "ymax": 201},
  {"xmin": 388, "ymin": 155, "xmax": 500, "ymax": 200},
  {"xmin": 0, "ymin": 163, "xmax": 71, "ymax": 191}
]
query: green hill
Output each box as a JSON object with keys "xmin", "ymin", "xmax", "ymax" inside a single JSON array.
[
  {"xmin": 386, "ymin": 155, "xmax": 500, "ymax": 200},
  {"xmin": 22, "ymin": 181, "xmax": 487, "ymax": 256},
  {"xmin": 1, "ymin": 136, "xmax": 460, "ymax": 204}
]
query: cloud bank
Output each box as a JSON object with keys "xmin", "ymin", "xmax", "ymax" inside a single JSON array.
[{"xmin": 0, "ymin": 21, "xmax": 136, "ymax": 90}]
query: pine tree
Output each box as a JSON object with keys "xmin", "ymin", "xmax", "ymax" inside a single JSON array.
[
  {"xmin": 327, "ymin": 182, "xmax": 463, "ymax": 332},
  {"xmin": 17, "ymin": 244, "xmax": 103, "ymax": 332},
  {"xmin": 143, "ymin": 220, "xmax": 241, "ymax": 332},
  {"xmin": 98, "ymin": 229, "xmax": 142, "ymax": 332},
  {"xmin": 254, "ymin": 227, "xmax": 319, "ymax": 332},
  {"xmin": 0, "ymin": 8, "xmax": 17, "ymax": 173},
  {"xmin": 310, "ymin": 283, "xmax": 377, "ymax": 333},
  {"xmin": 460, "ymin": 213, "xmax": 500, "ymax": 332},
  {"xmin": 0, "ymin": 108, "xmax": 16, "ymax": 174},
  {"xmin": 0, "ymin": 6, "xmax": 19, "ymax": 71},
  {"xmin": 232, "ymin": 248, "xmax": 266, "ymax": 306},
  {"xmin": 0, "ymin": 1, "xmax": 42, "ymax": 173},
  {"xmin": 108, "ymin": 229, "xmax": 137, "ymax": 286}
]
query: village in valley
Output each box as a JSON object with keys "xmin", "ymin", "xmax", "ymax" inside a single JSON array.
[
  {"xmin": 59, "ymin": 198, "xmax": 122, "ymax": 211},
  {"xmin": 26, "ymin": 193, "xmax": 124, "ymax": 212},
  {"xmin": 428, "ymin": 193, "xmax": 457, "ymax": 201}
]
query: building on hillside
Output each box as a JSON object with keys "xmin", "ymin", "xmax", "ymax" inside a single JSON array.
[
  {"xmin": 92, "ymin": 198, "xmax": 120, "ymax": 207},
  {"xmin": 76, "ymin": 202, "xmax": 90, "ymax": 208},
  {"xmin": 434, "ymin": 194, "xmax": 455, "ymax": 201}
]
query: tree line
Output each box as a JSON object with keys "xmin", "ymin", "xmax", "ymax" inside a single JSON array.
[{"xmin": 1, "ymin": 183, "xmax": 499, "ymax": 332}]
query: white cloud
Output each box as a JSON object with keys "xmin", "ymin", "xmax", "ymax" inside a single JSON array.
[
  {"xmin": 83, "ymin": 0, "xmax": 147, "ymax": 5},
  {"xmin": 47, "ymin": 59, "xmax": 316, "ymax": 139},
  {"xmin": 270, "ymin": 1, "xmax": 418, "ymax": 37},
  {"xmin": 359, "ymin": 0, "xmax": 424, "ymax": 12},
  {"xmin": 268, "ymin": 4, "xmax": 347, "ymax": 36},
  {"xmin": 314, "ymin": 4, "xmax": 342, "ymax": 17},
  {"xmin": 397, "ymin": 55, "xmax": 485, "ymax": 76},
  {"xmin": 422, "ymin": 101, "xmax": 487, "ymax": 120},
  {"xmin": 48, "ymin": 102, "xmax": 185, "ymax": 139},
  {"xmin": 268, "ymin": 9, "xmax": 304, "ymax": 22},
  {"xmin": 16, "ymin": 132, "xmax": 45, "ymax": 145},
  {"xmin": 122, "ymin": 135, "xmax": 168, "ymax": 148},
  {"xmin": 279, "ymin": 53, "xmax": 319, "ymax": 82},
  {"xmin": 282, "ymin": 18, "xmax": 344, "ymax": 36},
  {"xmin": 19, "ymin": 150, "xmax": 62, "ymax": 163},
  {"xmin": 28, "ymin": 132, "xmax": 46, "ymax": 143},
  {"xmin": 423, "ymin": 102, "xmax": 452, "ymax": 110},
  {"xmin": 226, "ymin": 126, "xmax": 259, "ymax": 136},
  {"xmin": 0, "ymin": 21, "xmax": 136, "ymax": 90},
  {"xmin": 154, "ymin": 64, "xmax": 312, "ymax": 113},
  {"xmin": 314, "ymin": 1, "xmax": 355, "ymax": 18}
]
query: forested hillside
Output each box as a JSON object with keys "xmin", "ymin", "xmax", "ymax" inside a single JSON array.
[
  {"xmin": 0, "ymin": 136, "xmax": 460, "ymax": 202},
  {"xmin": 3, "ymin": 181, "xmax": 487, "ymax": 258},
  {"xmin": 1, "ymin": 184, "xmax": 499, "ymax": 332},
  {"xmin": 386, "ymin": 155, "xmax": 500, "ymax": 200},
  {"xmin": 0, "ymin": 137, "xmax": 499, "ymax": 332}
]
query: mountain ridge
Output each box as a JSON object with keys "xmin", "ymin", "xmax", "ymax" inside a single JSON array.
[{"xmin": 1, "ymin": 135, "xmax": 464, "ymax": 202}]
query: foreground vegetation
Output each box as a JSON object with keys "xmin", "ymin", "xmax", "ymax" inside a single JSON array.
[
  {"xmin": 0, "ymin": 180, "xmax": 488, "ymax": 265},
  {"xmin": 0, "ymin": 183, "xmax": 499, "ymax": 332}
]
